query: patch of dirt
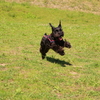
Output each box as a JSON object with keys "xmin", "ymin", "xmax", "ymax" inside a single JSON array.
[
  {"xmin": 73, "ymin": 66, "xmax": 83, "ymax": 68},
  {"xmin": 0, "ymin": 63, "xmax": 7, "ymax": 66},
  {"xmin": 31, "ymin": 0, "xmax": 100, "ymax": 15},
  {"xmin": 0, "ymin": 67, "xmax": 8, "ymax": 71},
  {"xmin": 70, "ymin": 71, "xmax": 80, "ymax": 78},
  {"xmin": 94, "ymin": 87, "xmax": 100, "ymax": 91},
  {"xmin": 0, "ymin": 63, "xmax": 8, "ymax": 71},
  {"xmin": 70, "ymin": 71, "xmax": 77, "ymax": 75},
  {"xmin": 5, "ymin": 0, "xmax": 100, "ymax": 15},
  {"xmin": 14, "ymin": 66, "xmax": 21, "ymax": 69},
  {"xmin": 56, "ymin": 92, "xmax": 63, "ymax": 98}
]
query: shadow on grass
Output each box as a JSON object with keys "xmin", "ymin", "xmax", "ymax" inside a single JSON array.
[{"xmin": 46, "ymin": 56, "xmax": 72, "ymax": 67}]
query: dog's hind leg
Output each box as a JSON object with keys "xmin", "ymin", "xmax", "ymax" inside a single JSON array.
[
  {"xmin": 40, "ymin": 36, "xmax": 50, "ymax": 59},
  {"xmin": 51, "ymin": 45, "xmax": 65, "ymax": 56},
  {"xmin": 40, "ymin": 46, "xmax": 45, "ymax": 59},
  {"xmin": 40, "ymin": 46, "xmax": 49, "ymax": 59}
]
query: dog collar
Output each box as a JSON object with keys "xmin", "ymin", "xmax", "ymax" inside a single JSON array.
[{"xmin": 44, "ymin": 35, "xmax": 55, "ymax": 43}]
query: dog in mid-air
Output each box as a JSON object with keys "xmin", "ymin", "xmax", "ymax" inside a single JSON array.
[{"xmin": 40, "ymin": 21, "xmax": 71, "ymax": 59}]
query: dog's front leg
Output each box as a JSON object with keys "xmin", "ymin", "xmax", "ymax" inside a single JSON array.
[
  {"xmin": 64, "ymin": 39, "xmax": 71, "ymax": 48},
  {"xmin": 51, "ymin": 44, "xmax": 65, "ymax": 56}
]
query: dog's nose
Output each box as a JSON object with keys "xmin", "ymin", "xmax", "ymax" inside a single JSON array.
[{"xmin": 61, "ymin": 32, "xmax": 64, "ymax": 37}]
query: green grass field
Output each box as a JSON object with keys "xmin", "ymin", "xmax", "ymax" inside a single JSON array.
[{"xmin": 0, "ymin": 1, "xmax": 100, "ymax": 100}]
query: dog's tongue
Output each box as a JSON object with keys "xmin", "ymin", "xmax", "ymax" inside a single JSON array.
[{"xmin": 59, "ymin": 37, "xmax": 63, "ymax": 40}]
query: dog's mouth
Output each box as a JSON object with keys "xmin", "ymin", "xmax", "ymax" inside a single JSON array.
[
  {"xmin": 54, "ymin": 36, "xmax": 63, "ymax": 41},
  {"xmin": 59, "ymin": 37, "xmax": 63, "ymax": 40},
  {"xmin": 59, "ymin": 34, "xmax": 64, "ymax": 40},
  {"xmin": 53, "ymin": 33, "xmax": 64, "ymax": 40}
]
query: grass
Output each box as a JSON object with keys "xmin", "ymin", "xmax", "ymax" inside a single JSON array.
[
  {"xmin": 4, "ymin": 0, "xmax": 100, "ymax": 14},
  {"xmin": 0, "ymin": 1, "xmax": 100, "ymax": 100}
]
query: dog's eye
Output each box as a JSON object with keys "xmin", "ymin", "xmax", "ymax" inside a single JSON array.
[{"xmin": 56, "ymin": 30, "xmax": 58, "ymax": 32}]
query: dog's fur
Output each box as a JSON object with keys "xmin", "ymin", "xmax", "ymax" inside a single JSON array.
[{"xmin": 40, "ymin": 21, "xmax": 71, "ymax": 59}]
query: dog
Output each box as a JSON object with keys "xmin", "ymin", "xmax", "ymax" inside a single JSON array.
[{"xmin": 40, "ymin": 21, "xmax": 71, "ymax": 59}]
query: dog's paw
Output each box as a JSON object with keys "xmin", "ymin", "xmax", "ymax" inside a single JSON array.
[{"xmin": 64, "ymin": 39, "xmax": 71, "ymax": 48}]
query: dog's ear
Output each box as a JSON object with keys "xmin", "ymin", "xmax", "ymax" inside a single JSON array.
[
  {"xmin": 58, "ymin": 20, "xmax": 62, "ymax": 28},
  {"xmin": 49, "ymin": 23, "xmax": 55, "ymax": 29}
]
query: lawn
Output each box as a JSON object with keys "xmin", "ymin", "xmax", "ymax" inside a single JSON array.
[{"xmin": 0, "ymin": 1, "xmax": 100, "ymax": 100}]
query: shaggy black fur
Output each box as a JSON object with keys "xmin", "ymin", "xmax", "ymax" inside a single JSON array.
[{"xmin": 40, "ymin": 21, "xmax": 71, "ymax": 59}]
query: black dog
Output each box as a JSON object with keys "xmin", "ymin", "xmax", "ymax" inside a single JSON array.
[{"xmin": 40, "ymin": 21, "xmax": 71, "ymax": 59}]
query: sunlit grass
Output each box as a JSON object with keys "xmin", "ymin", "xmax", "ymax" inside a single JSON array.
[{"xmin": 0, "ymin": 1, "xmax": 100, "ymax": 100}]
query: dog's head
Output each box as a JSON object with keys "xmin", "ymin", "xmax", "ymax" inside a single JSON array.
[{"xmin": 49, "ymin": 21, "xmax": 64, "ymax": 39}]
